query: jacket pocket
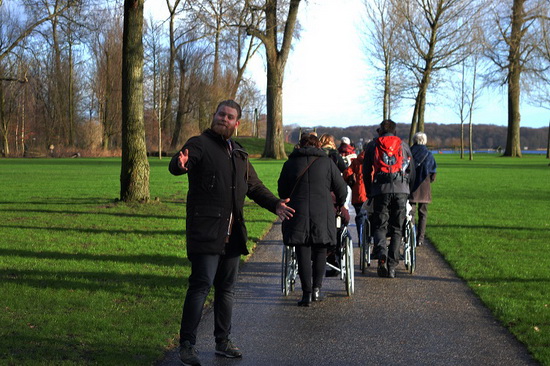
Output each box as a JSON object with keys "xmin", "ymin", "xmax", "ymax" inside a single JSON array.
[{"xmin": 188, "ymin": 206, "xmax": 223, "ymax": 242}]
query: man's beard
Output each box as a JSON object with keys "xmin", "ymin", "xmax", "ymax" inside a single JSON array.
[{"xmin": 211, "ymin": 122, "xmax": 235, "ymax": 140}]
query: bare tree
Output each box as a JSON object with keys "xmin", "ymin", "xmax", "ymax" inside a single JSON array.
[
  {"xmin": 363, "ymin": 0, "xmax": 405, "ymax": 120},
  {"xmin": 0, "ymin": 0, "xmax": 76, "ymax": 64},
  {"xmin": 161, "ymin": 0, "xmax": 183, "ymax": 133},
  {"xmin": 120, "ymin": 0, "xmax": 150, "ymax": 202},
  {"xmin": 245, "ymin": 0, "xmax": 301, "ymax": 159},
  {"xmin": 484, "ymin": 0, "xmax": 550, "ymax": 157},
  {"xmin": 91, "ymin": 8, "xmax": 123, "ymax": 151},
  {"xmin": 393, "ymin": 0, "xmax": 483, "ymax": 144}
]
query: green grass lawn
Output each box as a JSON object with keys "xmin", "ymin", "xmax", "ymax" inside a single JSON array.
[
  {"xmin": 0, "ymin": 156, "xmax": 282, "ymax": 365},
  {"xmin": 1, "ymin": 153, "xmax": 549, "ymax": 365},
  {"xmin": 428, "ymin": 153, "xmax": 550, "ymax": 363}
]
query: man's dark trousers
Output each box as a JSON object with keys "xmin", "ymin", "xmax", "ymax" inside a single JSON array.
[
  {"xmin": 372, "ymin": 193, "xmax": 408, "ymax": 268},
  {"xmin": 179, "ymin": 252, "xmax": 240, "ymax": 345}
]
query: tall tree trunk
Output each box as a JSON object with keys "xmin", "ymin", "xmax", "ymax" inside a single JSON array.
[
  {"xmin": 120, "ymin": 0, "xmax": 150, "ymax": 202},
  {"xmin": 409, "ymin": 96, "xmax": 420, "ymax": 145},
  {"xmin": 162, "ymin": 1, "xmax": 179, "ymax": 133},
  {"xmin": 171, "ymin": 59, "xmax": 187, "ymax": 150},
  {"xmin": 383, "ymin": 66, "xmax": 390, "ymax": 120},
  {"xmin": 504, "ymin": 0, "xmax": 524, "ymax": 157},
  {"xmin": 0, "ymin": 82, "xmax": 8, "ymax": 156},
  {"xmin": 546, "ymin": 119, "xmax": 549, "ymax": 159},
  {"xmin": 264, "ymin": 59, "xmax": 286, "ymax": 158},
  {"xmin": 259, "ymin": 0, "xmax": 301, "ymax": 159}
]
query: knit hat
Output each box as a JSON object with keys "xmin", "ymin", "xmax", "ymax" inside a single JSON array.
[{"xmin": 341, "ymin": 137, "xmax": 350, "ymax": 145}]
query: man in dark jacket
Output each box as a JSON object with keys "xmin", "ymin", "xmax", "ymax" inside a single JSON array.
[
  {"xmin": 410, "ymin": 132, "xmax": 437, "ymax": 246},
  {"xmin": 363, "ymin": 120, "xmax": 415, "ymax": 279},
  {"xmin": 169, "ymin": 100, "xmax": 294, "ymax": 366}
]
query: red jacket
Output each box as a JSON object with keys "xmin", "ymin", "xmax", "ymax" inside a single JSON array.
[{"xmin": 343, "ymin": 151, "xmax": 367, "ymax": 205}]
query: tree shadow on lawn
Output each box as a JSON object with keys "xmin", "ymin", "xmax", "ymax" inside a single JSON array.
[
  {"xmin": 0, "ymin": 224, "xmax": 184, "ymax": 237},
  {"xmin": 0, "ymin": 248, "xmax": 186, "ymax": 267},
  {"xmin": 0, "ymin": 267, "xmax": 185, "ymax": 296},
  {"xmin": 430, "ymin": 223, "xmax": 550, "ymax": 232},
  {"xmin": 3, "ymin": 328, "xmax": 164, "ymax": 365},
  {"xmin": 1, "ymin": 207, "xmax": 181, "ymax": 220}
]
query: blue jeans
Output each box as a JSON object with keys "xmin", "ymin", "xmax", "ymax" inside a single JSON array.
[
  {"xmin": 179, "ymin": 253, "xmax": 240, "ymax": 345},
  {"xmin": 371, "ymin": 193, "xmax": 408, "ymax": 268}
]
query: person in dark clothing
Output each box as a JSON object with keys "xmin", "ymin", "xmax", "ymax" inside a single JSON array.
[
  {"xmin": 319, "ymin": 133, "xmax": 347, "ymax": 172},
  {"xmin": 169, "ymin": 100, "xmax": 295, "ymax": 366},
  {"xmin": 278, "ymin": 134, "xmax": 348, "ymax": 306},
  {"xmin": 362, "ymin": 120, "xmax": 415, "ymax": 279},
  {"xmin": 409, "ymin": 132, "xmax": 437, "ymax": 246}
]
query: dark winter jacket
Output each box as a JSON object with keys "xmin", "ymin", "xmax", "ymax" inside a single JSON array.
[
  {"xmin": 169, "ymin": 129, "xmax": 279, "ymax": 255},
  {"xmin": 321, "ymin": 147, "xmax": 347, "ymax": 172},
  {"xmin": 362, "ymin": 133, "xmax": 416, "ymax": 197},
  {"xmin": 410, "ymin": 144, "xmax": 437, "ymax": 204},
  {"xmin": 278, "ymin": 146, "xmax": 348, "ymax": 246}
]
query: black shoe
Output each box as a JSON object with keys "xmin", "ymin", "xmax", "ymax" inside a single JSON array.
[
  {"xmin": 377, "ymin": 259, "xmax": 388, "ymax": 278},
  {"xmin": 325, "ymin": 269, "xmax": 338, "ymax": 277},
  {"xmin": 388, "ymin": 267, "xmax": 396, "ymax": 278},
  {"xmin": 180, "ymin": 340, "xmax": 201, "ymax": 366},
  {"xmin": 312, "ymin": 288, "xmax": 324, "ymax": 302},
  {"xmin": 298, "ymin": 292, "xmax": 312, "ymax": 307},
  {"xmin": 215, "ymin": 339, "xmax": 242, "ymax": 358}
]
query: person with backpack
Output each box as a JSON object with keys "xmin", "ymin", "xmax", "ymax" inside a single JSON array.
[
  {"xmin": 362, "ymin": 120, "xmax": 415, "ymax": 278},
  {"xmin": 409, "ymin": 132, "xmax": 437, "ymax": 247}
]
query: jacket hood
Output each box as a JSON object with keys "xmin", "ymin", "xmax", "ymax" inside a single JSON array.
[{"xmin": 289, "ymin": 146, "xmax": 327, "ymax": 158}]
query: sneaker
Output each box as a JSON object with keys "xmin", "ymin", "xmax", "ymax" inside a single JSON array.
[
  {"xmin": 215, "ymin": 339, "xmax": 242, "ymax": 358},
  {"xmin": 179, "ymin": 341, "xmax": 201, "ymax": 366},
  {"xmin": 388, "ymin": 267, "xmax": 396, "ymax": 278}
]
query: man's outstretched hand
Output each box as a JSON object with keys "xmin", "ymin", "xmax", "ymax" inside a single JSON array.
[
  {"xmin": 178, "ymin": 149, "xmax": 189, "ymax": 171},
  {"xmin": 276, "ymin": 198, "xmax": 295, "ymax": 221}
]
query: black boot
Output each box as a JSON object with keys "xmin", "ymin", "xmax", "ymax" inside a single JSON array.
[
  {"xmin": 312, "ymin": 288, "xmax": 324, "ymax": 302},
  {"xmin": 297, "ymin": 292, "xmax": 312, "ymax": 307}
]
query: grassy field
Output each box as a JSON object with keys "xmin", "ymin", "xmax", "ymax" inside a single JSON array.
[
  {"xmin": 0, "ymin": 155, "xmax": 282, "ymax": 365},
  {"xmin": 428, "ymin": 153, "xmax": 550, "ymax": 364},
  {"xmin": 1, "ymin": 151, "xmax": 549, "ymax": 365}
]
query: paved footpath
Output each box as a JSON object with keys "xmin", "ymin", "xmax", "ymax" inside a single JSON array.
[{"xmin": 158, "ymin": 214, "xmax": 538, "ymax": 366}]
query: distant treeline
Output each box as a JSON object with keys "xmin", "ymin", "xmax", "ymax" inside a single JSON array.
[{"xmin": 286, "ymin": 123, "xmax": 549, "ymax": 150}]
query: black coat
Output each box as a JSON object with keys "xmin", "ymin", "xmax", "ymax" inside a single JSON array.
[
  {"xmin": 278, "ymin": 146, "xmax": 348, "ymax": 246},
  {"xmin": 169, "ymin": 129, "xmax": 279, "ymax": 255}
]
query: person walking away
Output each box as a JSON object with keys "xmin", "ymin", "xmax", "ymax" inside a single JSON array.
[
  {"xmin": 278, "ymin": 134, "xmax": 348, "ymax": 306},
  {"xmin": 343, "ymin": 143, "xmax": 368, "ymax": 247},
  {"xmin": 409, "ymin": 132, "xmax": 437, "ymax": 247},
  {"xmin": 363, "ymin": 120, "xmax": 415, "ymax": 279},
  {"xmin": 338, "ymin": 136, "xmax": 357, "ymax": 167},
  {"xmin": 319, "ymin": 134, "xmax": 347, "ymax": 173},
  {"xmin": 169, "ymin": 100, "xmax": 295, "ymax": 366}
]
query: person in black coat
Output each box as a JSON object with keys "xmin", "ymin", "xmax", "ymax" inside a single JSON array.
[
  {"xmin": 278, "ymin": 134, "xmax": 348, "ymax": 306},
  {"xmin": 169, "ymin": 100, "xmax": 295, "ymax": 365}
]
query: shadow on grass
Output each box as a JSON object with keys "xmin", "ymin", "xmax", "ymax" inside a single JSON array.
[
  {"xmin": 0, "ymin": 248, "xmax": 186, "ymax": 267},
  {"xmin": 1, "ymin": 207, "xmax": 181, "ymax": 220},
  {"xmin": 431, "ymin": 224, "xmax": 550, "ymax": 232},
  {"xmin": 0, "ymin": 267, "xmax": 185, "ymax": 295},
  {"xmin": 2, "ymin": 331, "xmax": 164, "ymax": 365},
  {"xmin": 0, "ymin": 224, "xmax": 184, "ymax": 236}
]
